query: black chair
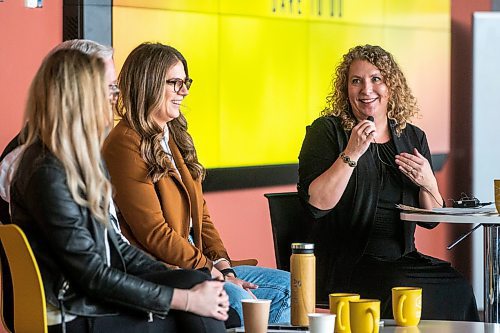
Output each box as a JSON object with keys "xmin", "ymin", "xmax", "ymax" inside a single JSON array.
[
  {"xmin": 264, "ymin": 192, "xmax": 328, "ymax": 309},
  {"xmin": 264, "ymin": 192, "xmax": 311, "ymax": 272}
]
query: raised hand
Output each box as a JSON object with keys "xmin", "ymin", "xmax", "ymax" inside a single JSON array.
[
  {"xmin": 395, "ymin": 148, "xmax": 437, "ymax": 190},
  {"xmin": 344, "ymin": 119, "xmax": 377, "ymax": 161}
]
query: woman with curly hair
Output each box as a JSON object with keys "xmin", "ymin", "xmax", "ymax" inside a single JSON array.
[{"xmin": 298, "ymin": 45, "xmax": 479, "ymax": 321}]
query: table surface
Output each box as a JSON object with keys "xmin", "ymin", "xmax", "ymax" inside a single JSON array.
[
  {"xmin": 381, "ymin": 320, "xmax": 500, "ymax": 333},
  {"xmin": 400, "ymin": 211, "xmax": 500, "ymax": 224},
  {"xmin": 228, "ymin": 320, "xmax": 500, "ymax": 332}
]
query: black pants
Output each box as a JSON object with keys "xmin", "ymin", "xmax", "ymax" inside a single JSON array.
[
  {"xmin": 348, "ymin": 253, "xmax": 480, "ymax": 321},
  {"xmin": 47, "ymin": 269, "xmax": 238, "ymax": 333}
]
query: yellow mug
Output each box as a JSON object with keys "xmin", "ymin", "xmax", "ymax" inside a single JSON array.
[
  {"xmin": 329, "ymin": 293, "xmax": 360, "ymax": 333},
  {"xmin": 494, "ymin": 179, "xmax": 500, "ymax": 213},
  {"xmin": 349, "ymin": 299, "xmax": 380, "ymax": 333},
  {"xmin": 392, "ymin": 287, "xmax": 422, "ymax": 327}
]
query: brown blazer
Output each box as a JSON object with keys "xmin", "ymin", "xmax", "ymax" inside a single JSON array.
[{"xmin": 102, "ymin": 120, "xmax": 229, "ymax": 270}]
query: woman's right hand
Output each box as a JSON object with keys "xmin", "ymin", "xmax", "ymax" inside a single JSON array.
[
  {"xmin": 344, "ymin": 119, "xmax": 376, "ymax": 160},
  {"xmin": 307, "ymin": 118, "xmax": 377, "ymax": 210},
  {"xmin": 187, "ymin": 280, "xmax": 229, "ymax": 320}
]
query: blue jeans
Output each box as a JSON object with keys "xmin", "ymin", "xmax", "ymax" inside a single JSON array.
[{"xmin": 224, "ymin": 266, "xmax": 291, "ymax": 324}]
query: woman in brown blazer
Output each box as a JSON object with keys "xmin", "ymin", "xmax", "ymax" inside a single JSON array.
[{"xmin": 102, "ymin": 42, "xmax": 291, "ymax": 324}]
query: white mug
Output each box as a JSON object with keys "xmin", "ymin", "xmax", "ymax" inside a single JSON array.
[{"xmin": 308, "ymin": 313, "xmax": 336, "ymax": 333}]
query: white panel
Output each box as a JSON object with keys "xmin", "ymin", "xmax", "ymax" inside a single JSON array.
[{"xmin": 472, "ymin": 11, "xmax": 500, "ymax": 311}]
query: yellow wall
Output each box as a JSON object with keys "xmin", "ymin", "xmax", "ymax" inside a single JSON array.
[{"xmin": 112, "ymin": 0, "xmax": 450, "ymax": 168}]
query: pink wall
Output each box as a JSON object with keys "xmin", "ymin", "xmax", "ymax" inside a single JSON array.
[
  {"xmin": 0, "ymin": 2, "xmax": 62, "ymax": 331},
  {"xmin": 0, "ymin": 0, "xmax": 62, "ymax": 150},
  {"xmin": 444, "ymin": 0, "xmax": 492, "ymax": 280},
  {"xmin": 205, "ymin": 184, "xmax": 296, "ymax": 268}
]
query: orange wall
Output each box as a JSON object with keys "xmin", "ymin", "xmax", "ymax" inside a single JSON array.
[{"xmin": 0, "ymin": 0, "xmax": 62, "ymax": 150}]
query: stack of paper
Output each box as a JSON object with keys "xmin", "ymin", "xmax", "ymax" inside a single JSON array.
[{"xmin": 396, "ymin": 204, "xmax": 497, "ymax": 215}]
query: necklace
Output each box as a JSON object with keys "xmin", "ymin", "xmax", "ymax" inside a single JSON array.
[{"xmin": 372, "ymin": 139, "xmax": 394, "ymax": 168}]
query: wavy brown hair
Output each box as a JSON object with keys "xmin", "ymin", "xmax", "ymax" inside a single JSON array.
[
  {"xmin": 116, "ymin": 42, "xmax": 205, "ymax": 182},
  {"xmin": 22, "ymin": 49, "xmax": 112, "ymax": 225},
  {"xmin": 322, "ymin": 45, "xmax": 419, "ymax": 135}
]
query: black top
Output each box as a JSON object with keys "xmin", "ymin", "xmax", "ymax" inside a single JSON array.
[
  {"xmin": 364, "ymin": 140, "xmax": 404, "ymax": 260},
  {"xmin": 297, "ymin": 116, "xmax": 439, "ymax": 301}
]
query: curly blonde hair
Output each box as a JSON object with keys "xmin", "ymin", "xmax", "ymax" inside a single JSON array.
[
  {"xmin": 117, "ymin": 42, "xmax": 205, "ymax": 182},
  {"xmin": 322, "ymin": 45, "xmax": 419, "ymax": 135}
]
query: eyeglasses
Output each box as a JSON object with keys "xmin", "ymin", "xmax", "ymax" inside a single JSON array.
[
  {"xmin": 166, "ymin": 78, "xmax": 193, "ymax": 93},
  {"xmin": 108, "ymin": 84, "xmax": 120, "ymax": 100},
  {"xmin": 108, "ymin": 84, "xmax": 120, "ymax": 105}
]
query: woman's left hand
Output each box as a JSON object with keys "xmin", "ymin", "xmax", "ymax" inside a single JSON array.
[
  {"xmin": 395, "ymin": 148, "xmax": 437, "ymax": 190},
  {"xmin": 226, "ymin": 275, "xmax": 258, "ymax": 298}
]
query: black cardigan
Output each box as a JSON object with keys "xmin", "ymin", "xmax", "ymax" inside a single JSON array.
[{"xmin": 297, "ymin": 115, "xmax": 438, "ymax": 299}]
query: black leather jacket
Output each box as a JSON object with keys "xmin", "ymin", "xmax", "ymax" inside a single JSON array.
[{"xmin": 10, "ymin": 140, "xmax": 174, "ymax": 317}]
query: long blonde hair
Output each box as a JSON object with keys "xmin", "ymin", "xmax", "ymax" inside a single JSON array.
[
  {"xmin": 22, "ymin": 49, "xmax": 112, "ymax": 225},
  {"xmin": 117, "ymin": 42, "xmax": 205, "ymax": 182},
  {"xmin": 323, "ymin": 45, "xmax": 419, "ymax": 135}
]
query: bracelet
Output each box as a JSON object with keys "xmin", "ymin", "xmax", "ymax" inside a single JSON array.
[
  {"xmin": 213, "ymin": 258, "xmax": 230, "ymax": 266},
  {"xmin": 339, "ymin": 152, "xmax": 357, "ymax": 167},
  {"xmin": 220, "ymin": 268, "xmax": 237, "ymax": 278}
]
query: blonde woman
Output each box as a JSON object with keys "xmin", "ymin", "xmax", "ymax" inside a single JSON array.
[
  {"xmin": 0, "ymin": 39, "xmax": 118, "ymax": 332},
  {"xmin": 10, "ymin": 49, "xmax": 228, "ymax": 333},
  {"xmin": 298, "ymin": 44, "xmax": 479, "ymax": 321},
  {"xmin": 0, "ymin": 39, "xmax": 117, "ymax": 225}
]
